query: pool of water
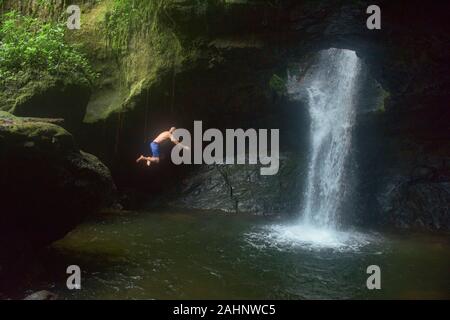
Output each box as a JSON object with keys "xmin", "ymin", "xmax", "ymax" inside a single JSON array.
[{"xmin": 10, "ymin": 210, "xmax": 450, "ymax": 299}]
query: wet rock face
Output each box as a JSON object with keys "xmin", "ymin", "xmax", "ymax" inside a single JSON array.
[
  {"xmin": 169, "ymin": 152, "xmax": 306, "ymax": 216},
  {"xmin": 354, "ymin": 114, "xmax": 450, "ymax": 231},
  {"xmin": 381, "ymin": 180, "xmax": 450, "ymax": 231},
  {"xmin": 0, "ymin": 112, "xmax": 116, "ymax": 266},
  {"xmin": 377, "ymin": 141, "xmax": 450, "ymax": 231}
]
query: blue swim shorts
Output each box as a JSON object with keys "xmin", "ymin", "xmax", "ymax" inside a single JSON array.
[{"xmin": 150, "ymin": 141, "xmax": 160, "ymax": 158}]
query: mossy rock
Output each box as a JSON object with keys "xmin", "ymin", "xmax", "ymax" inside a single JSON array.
[
  {"xmin": 0, "ymin": 111, "xmax": 74, "ymax": 152},
  {"xmin": 0, "ymin": 111, "xmax": 116, "ymax": 277},
  {"xmin": 0, "ymin": 76, "xmax": 91, "ymax": 131}
]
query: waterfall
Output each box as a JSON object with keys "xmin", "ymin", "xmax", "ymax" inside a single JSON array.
[
  {"xmin": 246, "ymin": 48, "xmax": 369, "ymax": 250},
  {"xmin": 298, "ymin": 48, "xmax": 361, "ymax": 228},
  {"xmin": 286, "ymin": 48, "xmax": 361, "ymax": 228}
]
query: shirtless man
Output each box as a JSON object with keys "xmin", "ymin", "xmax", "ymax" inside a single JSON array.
[{"xmin": 136, "ymin": 127, "xmax": 189, "ymax": 166}]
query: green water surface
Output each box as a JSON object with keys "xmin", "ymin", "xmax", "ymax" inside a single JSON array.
[{"xmin": 16, "ymin": 210, "xmax": 450, "ymax": 299}]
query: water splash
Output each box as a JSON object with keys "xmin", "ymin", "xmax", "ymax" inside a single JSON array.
[{"xmin": 245, "ymin": 224, "xmax": 375, "ymax": 252}]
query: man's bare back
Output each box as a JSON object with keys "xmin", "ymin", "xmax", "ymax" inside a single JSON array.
[{"xmin": 153, "ymin": 130, "xmax": 174, "ymax": 144}]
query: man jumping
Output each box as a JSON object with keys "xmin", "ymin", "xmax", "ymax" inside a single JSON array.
[{"xmin": 136, "ymin": 127, "xmax": 189, "ymax": 166}]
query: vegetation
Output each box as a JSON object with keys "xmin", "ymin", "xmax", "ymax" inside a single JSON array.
[
  {"xmin": 80, "ymin": 0, "xmax": 194, "ymax": 121},
  {"xmin": 376, "ymin": 87, "xmax": 390, "ymax": 113},
  {"xmin": 0, "ymin": 1, "xmax": 207, "ymax": 120},
  {"xmin": 269, "ymin": 74, "xmax": 287, "ymax": 96},
  {"xmin": 0, "ymin": 11, "xmax": 97, "ymax": 88},
  {"xmin": 105, "ymin": 0, "xmax": 174, "ymax": 54}
]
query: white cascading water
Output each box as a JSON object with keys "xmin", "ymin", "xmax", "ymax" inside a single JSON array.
[
  {"xmin": 300, "ymin": 48, "xmax": 360, "ymax": 228},
  {"xmin": 246, "ymin": 49, "xmax": 372, "ymax": 250}
]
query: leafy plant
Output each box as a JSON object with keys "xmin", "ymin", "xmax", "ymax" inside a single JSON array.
[{"xmin": 0, "ymin": 11, "xmax": 97, "ymax": 87}]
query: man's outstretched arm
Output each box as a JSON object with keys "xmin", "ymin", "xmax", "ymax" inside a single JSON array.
[{"xmin": 170, "ymin": 134, "xmax": 190, "ymax": 150}]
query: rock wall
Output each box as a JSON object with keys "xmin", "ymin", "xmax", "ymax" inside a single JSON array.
[
  {"xmin": 0, "ymin": 111, "xmax": 116, "ymax": 285},
  {"xmin": 169, "ymin": 152, "xmax": 305, "ymax": 216}
]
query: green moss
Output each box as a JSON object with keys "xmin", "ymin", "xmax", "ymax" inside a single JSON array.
[
  {"xmin": 376, "ymin": 87, "xmax": 390, "ymax": 113},
  {"xmin": 0, "ymin": 110, "xmax": 16, "ymax": 121},
  {"xmin": 11, "ymin": 121, "xmax": 69, "ymax": 139},
  {"xmin": 78, "ymin": 0, "xmax": 202, "ymax": 122},
  {"xmin": 1, "ymin": 1, "xmax": 205, "ymax": 123},
  {"xmin": 1, "ymin": 110, "xmax": 67, "ymax": 136},
  {"xmin": 269, "ymin": 74, "xmax": 287, "ymax": 96},
  {"xmin": 0, "ymin": 73, "xmax": 53, "ymax": 112},
  {"xmin": 0, "ymin": 110, "xmax": 74, "ymax": 150}
]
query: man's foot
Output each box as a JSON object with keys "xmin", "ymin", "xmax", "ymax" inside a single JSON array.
[{"xmin": 136, "ymin": 155, "xmax": 144, "ymax": 163}]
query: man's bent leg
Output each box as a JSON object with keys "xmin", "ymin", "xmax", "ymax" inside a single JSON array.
[
  {"xmin": 145, "ymin": 156, "xmax": 160, "ymax": 163},
  {"xmin": 136, "ymin": 155, "xmax": 145, "ymax": 163}
]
